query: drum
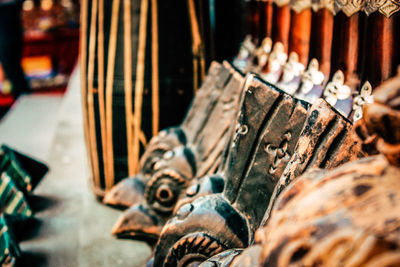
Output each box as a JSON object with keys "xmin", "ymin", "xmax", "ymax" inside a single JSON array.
[{"xmin": 81, "ymin": 0, "xmax": 198, "ymax": 197}]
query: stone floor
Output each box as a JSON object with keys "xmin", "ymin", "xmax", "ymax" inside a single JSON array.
[{"xmin": 0, "ymin": 68, "xmax": 152, "ymax": 266}]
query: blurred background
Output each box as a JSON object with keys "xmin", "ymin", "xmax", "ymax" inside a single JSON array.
[{"xmin": 0, "ymin": 0, "xmax": 79, "ymax": 117}]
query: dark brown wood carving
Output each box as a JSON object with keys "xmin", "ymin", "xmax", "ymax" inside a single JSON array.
[
  {"xmin": 196, "ymin": 67, "xmax": 400, "ymax": 267},
  {"xmin": 258, "ymin": 73, "xmax": 400, "ymax": 267},
  {"xmin": 152, "ymin": 75, "xmax": 364, "ymax": 266},
  {"xmin": 102, "ymin": 61, "xmax": 225, "ymax": 208},
  {"xmin": 109, "ymin": 62, "xmax": 246, "ymax": 241}
]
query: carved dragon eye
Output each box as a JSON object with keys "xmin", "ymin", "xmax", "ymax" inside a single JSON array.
[
  {"xmin": 156, "ymin": 184, "xmax": 174, "ymax": 203},
  {"xmin": 163, "ymin": 150, "xmax": 175, "ymax": 160},
  {"xmin": 145, "ymin": 170, "xmax": 188, "ymax": 215}
]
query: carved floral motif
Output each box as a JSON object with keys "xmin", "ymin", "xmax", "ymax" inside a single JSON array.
[
  {"xmin": 334, "ymin": 0, "xmax": 364, "ymax": 16},
  {"xmin": 284, "ymin": 0, "xmax": 400, "ymax": 17},
  {"xmin": 364, "ymin": 0, "xmax": 400, "ymax": 17}
]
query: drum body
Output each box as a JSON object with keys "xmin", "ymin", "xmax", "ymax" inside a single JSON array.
[{"xmin": 81, "ymin": 0, "xmax": 195, "ymax": 197}]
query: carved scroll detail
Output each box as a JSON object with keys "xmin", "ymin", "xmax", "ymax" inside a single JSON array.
[
  {"xmin": 364, "ymin": 0, "xmax": 400, "ymax": 17},
  {"xmin": 334, "ymin": 0, "xmax": 364, "ymax": 16},
  {"xmin": 333, "ymin": 0, "xmax": 400, "ymax": 17},
  {"xmin": 289, "ymin": 0, "xmax": 400, "ymax": 17}
]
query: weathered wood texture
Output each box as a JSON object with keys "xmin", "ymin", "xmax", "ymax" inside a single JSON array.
[{"xmin": 260, "ymin": 155, "xmax": 400, "ymax": 267}]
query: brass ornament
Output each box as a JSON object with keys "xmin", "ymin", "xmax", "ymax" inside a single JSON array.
[
  {"xmin": 254, "ymin": 37, "xmax": 273, "ymax": 72},
  {"xmin": 323, "ymin": 70, "xmax": 353, "ymax": 116},
  {"xmin": 296, "ymin": 58, "xmax": 325, "ymax": 104},
  {"xmin": 364, "ymin": 0, "xmax": 400, "ymax": 17},
  {"xmin": 262, "ymin": 42, "xmax": 288, "ymax": 84},
  {"xmin": 332, "ymin": 0, "xmax": 400, "ymax": 17},
  {"xmin": 233, "ymin": 35, "xmax": 256, "ymax": 72},
  {"xmin": 334, "ymin": 0, "xmax": 364, "ymax": 16},
  {"xmin": 277, "ymin": 52, "xmax": 305, "ymax": 95},
  {"xmin": 352, "ymin": 81, "xmax": 373, "ymax": 122},
  {"xmin": 311, "ymin": 0, "xmax": 335, "ymax": 13},
  {"xmin": 275, "ymin": 0, "xmax": 291, "ymax": 7},
  {"xmin": 291, "ymin": 0, "xmax": 312, "ymax": 13}
]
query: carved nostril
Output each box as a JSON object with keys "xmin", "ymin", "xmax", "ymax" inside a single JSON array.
[
  {"xmin": 176, "ymin": 203, "xmax": 193, "ymax": 220},
  {"xmin": 186, "ymin": 184, "xmax": 200, "ymax": 197}
]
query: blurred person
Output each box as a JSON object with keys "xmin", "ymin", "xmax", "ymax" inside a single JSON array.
[{"xmin": 0, "ymin": 0, "xmax": 30, "ymax": 99}]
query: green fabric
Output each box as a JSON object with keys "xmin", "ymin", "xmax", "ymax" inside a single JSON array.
[
  {"xmin": 0, "ymin": 215, "xmax": 21, "ymax": 266},
  {"xmin": 0, "ymin": 173, "xmax": 32, "ymax": 217},
  {"xmin": 0, "ymin": 147, "xmax": 32, "ymax": 194}
]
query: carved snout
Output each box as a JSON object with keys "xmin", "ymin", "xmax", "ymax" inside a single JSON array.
[
  {"xmin": 103, "ymin": 175, "xmax": 146, "ymax": 209},
  {"xmin": 111, "ymin": 203, "xmax": 164, "ymax": 244},
  {"xmin": 198, "ymin": 246, "xmax": 261, "ymax": 267},
  {"xmin": 154, "ymin": 194, "xmax": 250, "ymax": 267}
]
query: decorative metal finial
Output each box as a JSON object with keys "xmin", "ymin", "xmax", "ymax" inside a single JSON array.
[{"xmin": 352, "ymin": 81, "xmax": 373, "ymax": 122}]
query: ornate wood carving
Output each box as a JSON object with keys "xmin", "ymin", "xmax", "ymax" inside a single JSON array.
[
  {"xmin": 364, "ymin": 0, "xmax": 400, "ymax": 17},
  {"xmin": 110, "ymin": 62, "xmax": 246, "ymax": 241},
  {"xmin": 195, "ymin": 69, "xmax": 399, "ymax": 267},
  {"xmin": 103, "ymin": 61, "xmax": 227, "ymax": 208},
  {"xmin": 101, "ymin": 3, "xmax": 400, "ymax": 266},
  {"xmin": 152, "ymin": 73, "xmax": 364, "ymax": 266},
  {"xmin": 258, "ymin": 81, "xmax": 400, "ymax": 264}
]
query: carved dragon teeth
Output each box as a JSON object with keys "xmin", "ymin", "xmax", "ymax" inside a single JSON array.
[
  {"xmin": 164, "ymin": 233, "xmax": 228, "ymax": 267},
  {"xmin": 188, "ymin": 237, "xmax": 202, "ymax": 253}
]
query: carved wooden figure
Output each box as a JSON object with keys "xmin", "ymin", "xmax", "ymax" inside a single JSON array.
[
  {"xmin": 258, "ymin": 72, "xmax": 400, "ymax": 267},
  {"xmin": 197, "ymin": 67, "xmax": 400, "ymax": 267},
  {"xmin": 103, "ymin": 61, "xmax": 231, "ymax": 208},
  {"xmin": 151, "ymin": 71, "xmax": 364, "ymax": 266},
  {"xmin": 110, "ymin": 62, "xmax": 246, "ymax": 241}
]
